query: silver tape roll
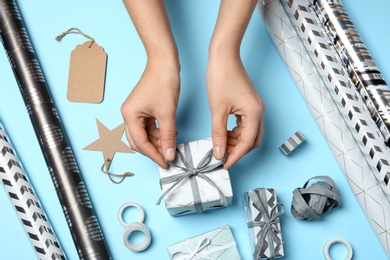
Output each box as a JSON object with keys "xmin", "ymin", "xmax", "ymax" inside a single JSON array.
[
  {"xmin": 123, "ymin": 222, "xmax": 151, "ymax": 252},
  {"xmin": 118, "ymin": 202, "xmax": 151, "ymax": 252},
  {"xmin": 323, "ymin": 238, "xmax": 353, "ymax": 260},
  {"xmin": 117, "ymin": 202, "xmax": 145, "ymax": 227}
]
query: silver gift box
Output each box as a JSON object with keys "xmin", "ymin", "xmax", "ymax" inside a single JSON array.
[{"xmin": 244, "ymin": 188, "xmax": 284, "ymax": 259}]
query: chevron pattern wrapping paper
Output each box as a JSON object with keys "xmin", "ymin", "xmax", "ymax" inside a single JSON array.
[
  {"xmin": 0, "ymin": 124, "xmax": 65, "ymax": 260},
  {"xmin": 258, "ymin": 0, "xmax": 390, "ymax": 256}
]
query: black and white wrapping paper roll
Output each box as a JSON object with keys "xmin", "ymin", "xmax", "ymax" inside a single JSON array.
[
  {"xmin": 0, "ymin": 1, "xmax": 111, "ymax": 259},
  {"xmin": 0, "ymin": 123, "xmax": 66, "ymax": 259},
  {"xmin": 310, "ymin": 0, "xmax": 390, "ymax": 145}
]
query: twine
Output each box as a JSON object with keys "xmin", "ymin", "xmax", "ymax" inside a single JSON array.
[
  {"xmin": 55, "ymin": 27, "xmax": 95, "ymax": 47},
  {"xmin": 101, "ymin": 158, "xmax": 134, "ymax": 184}
]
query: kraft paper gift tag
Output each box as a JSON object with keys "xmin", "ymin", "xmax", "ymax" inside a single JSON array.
[
  {"xmin": 56, "ymin": 28, "xmax": 107, "ymax": 103},
  {"xmin": 84, "ymin": 119, "xmax": 135, "ymax": 184}
]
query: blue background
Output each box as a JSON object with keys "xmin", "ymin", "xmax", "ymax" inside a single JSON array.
[{"xmin": 1, "ymin": 0, "xmax": 389, "ymax": 259}]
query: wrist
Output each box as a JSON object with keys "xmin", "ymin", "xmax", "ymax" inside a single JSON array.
[
  {"xmin": 208, "ymin": 38, "xmax": 241, "ymax": 64},
  {"xmin": 146, "ymin": 54, "xmax": 180, "ymax": 73},
  {"xmin": 145, "ymin": 42, "xmax": 180, "ymax": 71}
]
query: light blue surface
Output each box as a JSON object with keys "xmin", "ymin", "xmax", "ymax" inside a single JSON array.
[{"xmin": 0, "ymin": 0, "xmax": 389, "ymax": 259}]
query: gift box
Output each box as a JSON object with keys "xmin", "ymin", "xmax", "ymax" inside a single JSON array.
[
  {"xmin": 157, "ymin": 138, "xmax": 233, "ymax": 216},
  {"xmin": 244, "ymin": 188, "xmax": 284, "ymax": 259},
  {"xmin": 167, "ymin": 225, "xmax": 241, "ymax": 259}
]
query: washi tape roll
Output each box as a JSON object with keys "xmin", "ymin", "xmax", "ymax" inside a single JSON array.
[
  {"xmin": 279, "ymin": 131, "xmax": 305, "ymax": 156},
  {"xmin": 117, "ymin": 202, "xmax": 152, "ymax": 252}
]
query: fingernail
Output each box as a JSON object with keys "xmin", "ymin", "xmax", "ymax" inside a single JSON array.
[
  {"xmin": 214, "ymin": 145, "xmax": 222, "ymax": 158},
  {"xmin": 166, "ymin": 147, "xmax": 174, "ymax": 160}
]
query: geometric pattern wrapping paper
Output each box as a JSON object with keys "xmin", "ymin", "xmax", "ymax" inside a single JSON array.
[
  {"xmin": 167, "ymin": 225, "xmax": 241, "ymax": 260},
  {"xmin": 0, "ymin": 124, "xmax": 65, "ymax": 260},
  {"xmin": 258, "ymin": 0, "xmax": 390, "ymax": 256}
]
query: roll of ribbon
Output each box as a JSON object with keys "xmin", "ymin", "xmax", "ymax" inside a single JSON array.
[
  {"xmin": 291, "ymin": 176, "xmax": 341, "ymax": 220},
  {"xmin": 258, "ymin": 0, "xmax": 390, "ymax": 256},
  {"xmin": 0, "ymin": 1, "xmax": 111, "ymax": 259},
  {"xmin": 0, "ymin": 122, "xmax": 66, "ymax": 259}
]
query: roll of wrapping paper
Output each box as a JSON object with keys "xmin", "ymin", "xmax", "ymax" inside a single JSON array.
[
  {"xmin": 311, "ymin": 0, "xmax": 390, "ymax": 146},
  {"xmin": 280, "ymin": 0, "xmax": 390, "ymax": 199},
  {"xmin": 0, "ymin": 1, "xmax": 111, "ymax": 259},
  {"xmin": 258, "ymin": 0, "xmax": 390, "ymax": 256},
  {"xmin": 0, "ymin": 123, "xmax": 66, "ymax": 259}
]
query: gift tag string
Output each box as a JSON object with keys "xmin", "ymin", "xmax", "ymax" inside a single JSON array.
[
  {"xmin": 101, "ymin": 158, "xmax": 134, "ymax": 184},
  {"xmin": 55, "ymin": 27, "xmax": 95, "ymax": 47}
]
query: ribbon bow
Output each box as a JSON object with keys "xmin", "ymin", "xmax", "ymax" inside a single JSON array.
[
  {"xmin": 248, "ymin": 190, "xmax": 284, "ymax": 259},
  {"xmin": 156, "ymin": 143, "xmax": 227, "ymax": 213},
  {"xmin": 171, "ymin": 237, "xmax": 237, "ymax": 260}
]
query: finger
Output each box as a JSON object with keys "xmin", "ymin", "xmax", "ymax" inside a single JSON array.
[
  {"xmin": 145, "ymin": 119, "xmax": 159, "ymax": 135},
  {"xmin": 226, "ymin": 144, "xmax": 235, "ymax": 154},
  {"xmin": 147, "ymin": 123, "xmax": 179, "ymax": 139},
  {"xmin": 148, "ymin": 135, "xmax": 161, "ymax": 148},
  {"xmin": 147, "ymin": 125, "xmax": 160, "ymax": 139},
  {"xmin": 251, "ymin": 121, "xmax": 264, "ymax": 151},
  {"xmin": 228, "ymin": 126, "xmax": 243, "ymax": 139},
  {"xmin": 227, "ymin": 136, "xmax": 239, "ymax": 146},
  {"xmin": 125, "ymin": 126, "xmax": 138, "ymax": 152},
  {"xmin": 224, "ymin": 115, "xmax": 259, "ymax": 169},
  {"xmin": 127, "ymin": 118, "xmax": 168, "ymax": 168},
  {"xmin": 211, "ymin": 111, "xmax": 228, "ymax": 160},
  {"xmin": 157, "ymin": 114, "xmax": 177, "ymax": 161}
]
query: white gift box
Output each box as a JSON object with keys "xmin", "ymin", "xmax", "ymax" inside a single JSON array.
[
  {"xmin": 158, "ymin": 139, "xmax": 233, "ymax": 216},
  {"xmin": 167, "ymin": 225, "xmax": 241, "ymax": 259}
]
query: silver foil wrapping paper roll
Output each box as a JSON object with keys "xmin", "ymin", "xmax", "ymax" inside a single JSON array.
[
  {"xmin": 0, "ymin": 1, "xmax": 111, "ymax": 259},
  {"xmin": 280, "ymin": 0, "xmax": 390, "ymax": 200},
  {"xmin": 311, "ymin": 0, "xmax": 390, "ymax": 145},
  {"xmin": 258, "ymin": 0, "xmax": 390, "ymax": 256},
  {"xmin": 0, "ymin": 123, "xmax": 65, "ymax": 259}
]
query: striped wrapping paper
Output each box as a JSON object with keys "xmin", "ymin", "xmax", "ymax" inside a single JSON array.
[
  {"xmin": 0, "ymin": 123, "xmax": 66, "ymax": 259},
  {"xmin": 257, "ymin": 0, "xmax": 390, "ymax": 255}
]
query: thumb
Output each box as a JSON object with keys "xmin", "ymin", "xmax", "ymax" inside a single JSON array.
[
  {"xmin": 158, "ymin": 116, "xmax": 177, "ymax": 161},
  {"xmin": 211, "ymin": 112, "xmax": 228, "ymax": 160}
]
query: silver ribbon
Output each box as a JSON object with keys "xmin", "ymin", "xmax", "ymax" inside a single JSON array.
[
  {"xmin": 248, "ymin": 190, "xmax": 284, "ymax": 260},
  {"xmin": 292, "ymin": 176, "xmax": 341, "ymax": 220},
  {"xmin": 156, "ymin": 143, "xmax": 227, "ymax": 213},
  {"xmin": 171, "ymin": 237, "xmax": 237, "ymax": 260}
]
